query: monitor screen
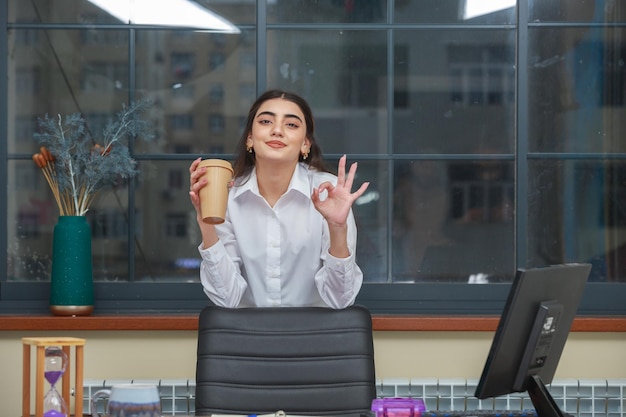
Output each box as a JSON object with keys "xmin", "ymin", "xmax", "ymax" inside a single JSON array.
[{"xmin": 474, "ymin": 263, "xmax": 592, "ymax": 417}]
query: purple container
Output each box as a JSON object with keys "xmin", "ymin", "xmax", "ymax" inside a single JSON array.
[{"xmin": 371, "ymin": 397, "xmax": 426, "ymax": 417}]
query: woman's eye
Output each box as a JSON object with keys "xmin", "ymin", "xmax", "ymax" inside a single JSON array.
[
  {"xmin": 286, "ymin": 122, "xmax": 299, "ymax": 128},
  {"xmin": 259, "ymin": 119, "xmax": 271, "ymax": 125}
]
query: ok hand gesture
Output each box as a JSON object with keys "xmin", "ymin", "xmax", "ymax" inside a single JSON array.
[{"xmin": 312, "ymin": 155, "xmax": 370, "ymax": 228}]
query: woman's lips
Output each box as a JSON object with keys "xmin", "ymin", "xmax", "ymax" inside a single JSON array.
[{"xmin": 266, "ymin": 141, "xmax": 286, "ymax": 148}]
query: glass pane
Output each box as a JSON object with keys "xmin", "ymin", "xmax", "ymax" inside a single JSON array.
[
  {"xmin": 267, "ymin": 29, "xmax": 388, "ymax": 154},
  {"xmin": 395, "ymin": 0, "xmax": 515, "ymax": 24},
  {"xmin": 89, "ymin": 196, "xmax": 131, "ymax": 281},
  {"xmin": 6, "ymin": 161, "xmax": 134, "ymax": 282},
  {"xmin": 393, "ymin": 159, "xmax": 514, "ymax": 282},
  {"xmin": 529, "ymin": 0, "xmax": 625, "ymax": 23},
  {"xmin": 132, "ymin": 160, "xmax": 202, "ymax": 282},
  {"xmin": 193, "ymin": 0, "xmax": 255, "ymax": 25},
  {"xmin": 135, "ymin": 29, "xmax": 255, "ymax": 155},
  {"xmin": 8, "ymin": 28, "xmax": 130, "ymax": 154},
  {"xmin": 268, "ymin": 0, "xmax": 387, "ymax": 24},
  {"xmin": 351, "ymin": 160, "xmax": 389, "ymax": 283},
  {"xmin": 394, "ymin": 29, "xmax": 516, "ymax": 154},
  {"xmin": 528, "ymin": 27, "xmax": 626, "ymax": 153},
  {"xmin": 9, "ymin": 0, "xmax": 121, "ymax": 24},
  {"xmin": 529, "ymin": 160, "xmax": 626, "ymax": 283},
  {"xmin": 7, "ymin": 160, "xmax": 55, "ymax": 281},
  {"xmin": 8, "ymin": 0, "xmax": 249, "ymax": 26}
]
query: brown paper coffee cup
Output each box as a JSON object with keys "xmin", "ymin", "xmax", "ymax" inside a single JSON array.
[{"xmin": 198, "ymin": 159, "xmax": 233, "ymax": 224}]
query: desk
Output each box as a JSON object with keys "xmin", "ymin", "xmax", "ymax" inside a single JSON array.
[{"xmin": 2, "ymin": 315, "xmax": 626, "ymax": 332}]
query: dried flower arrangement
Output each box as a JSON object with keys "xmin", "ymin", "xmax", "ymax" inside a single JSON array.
[{"xmin": 32, "ymin": 100, "xmax": 153, "ymax": 216}]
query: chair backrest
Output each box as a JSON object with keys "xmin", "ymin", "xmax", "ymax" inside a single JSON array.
[{"xmin": 195, "ymin": 305, "xmax": 377, "ymax": 417}]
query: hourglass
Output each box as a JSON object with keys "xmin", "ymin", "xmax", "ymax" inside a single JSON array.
[
  {"xmin": 22, "ymin": 337, "xmax": 86, "ymax": 417},
  {"xmin": 44, "ymin": 346, "xmax": 68, "ymax": 417}
]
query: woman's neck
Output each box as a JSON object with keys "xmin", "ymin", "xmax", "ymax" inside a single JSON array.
[{"xmin": 255, "ymin": 160, "xmax": 298, "ymax": 207}]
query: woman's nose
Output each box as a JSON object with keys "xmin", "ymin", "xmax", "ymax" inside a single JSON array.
[{"xmin": 271, "ymin": 124, "xmax": 283, "ymax": 136}]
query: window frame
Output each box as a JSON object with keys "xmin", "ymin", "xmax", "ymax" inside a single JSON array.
[
  {"xmin": 0, "ymin": 281, "xmax": 624, "ymax": 316},
  {"xmin": 1, "ymin": 1, "xmax": 626, "ymax": 318}
]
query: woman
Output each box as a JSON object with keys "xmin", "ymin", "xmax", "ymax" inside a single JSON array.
[{"xmin": 189, "ymin": 90, "xmax": 369, "ymax": 308}]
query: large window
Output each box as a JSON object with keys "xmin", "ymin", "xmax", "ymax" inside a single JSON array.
[{"xmin": 2, "ymin": 0, "xmax": 625, "ymax": 315}]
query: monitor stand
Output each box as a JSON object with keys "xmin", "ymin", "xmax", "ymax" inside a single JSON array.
[{"xmin": 527, "ymin": 374, "xmax": 567, "ymax": 417}]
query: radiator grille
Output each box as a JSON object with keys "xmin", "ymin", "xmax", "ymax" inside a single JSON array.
[{"xmin": 83, "ymin": 378, "xmax": 626, "ymax": 416}]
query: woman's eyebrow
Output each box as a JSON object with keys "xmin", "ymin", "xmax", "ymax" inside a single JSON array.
[{"xmin": 257, "ymin": 111, "xmax": 303, "ymax": 123}]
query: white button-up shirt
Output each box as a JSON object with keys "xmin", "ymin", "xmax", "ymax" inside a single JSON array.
[{"xmin": 198, "ymin": 163, "xmax": 363, "ymax": 309}]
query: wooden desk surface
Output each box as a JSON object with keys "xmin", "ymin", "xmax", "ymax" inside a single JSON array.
[{"xmin": 3, "ymin": 315, "xmax": 626, "ymax": 332}]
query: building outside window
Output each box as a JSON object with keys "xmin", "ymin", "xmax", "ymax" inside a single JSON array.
[
  {"xmin": 81, "ymin": 62, "xmax": 128, "ymax": 92},
  {"xmin": 171, "ymin": 52, "xmax": 195, "ymax": 79},
  {"xmin": 84, "ymin": 113, "xmax": 115, "ymax": 136},
  {"xmin": 15, "ymin": 67, "xmax": 39, "ymax": 95},
  {"xmin": 169, "ymin": 114, "xmax": 194, "ymax": 131},
  {"xmin": 208, "ymin": 113, "xmax": 225, "ymax": 134},
  {"xmin": 165, "ymin": 213, "xmax": 188, "ymax": 239},
  {"xmin": 171, "ymin": 83, "xmax": 195, "ymax": 99},
  {"xmin": 209, "ymin": 84, "xmax": 224, "ymax": 103},
  {"xmin": 208, "ymin": 52, "xmax": 226, "ymax": 71}
]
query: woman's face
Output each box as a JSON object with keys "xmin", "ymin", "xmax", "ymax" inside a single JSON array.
[{"xmin": 246, "ymin": 98, "xmax": 310, "ymax": 165}]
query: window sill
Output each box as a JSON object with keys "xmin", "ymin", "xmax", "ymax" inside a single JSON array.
[{"xmin": 0, "ymin": 315, "xmax": 624, "ymax": 332}]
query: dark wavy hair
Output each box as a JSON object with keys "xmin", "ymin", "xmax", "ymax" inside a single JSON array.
[{"xmin": 232, "ymin": 89, "xmax": 330, "ymax": 181}]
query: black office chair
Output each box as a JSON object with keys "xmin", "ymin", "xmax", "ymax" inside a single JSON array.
[{"xmin": 195, "ymin": 305, "xmax": 377, "ymax": 417}]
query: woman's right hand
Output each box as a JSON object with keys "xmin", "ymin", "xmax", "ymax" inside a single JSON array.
[
  {"xmin": 190, "ymin": 157, "xmax": 221, "ymax": 248},
  {"xmin": 189, "ymin": 157, "xmax": 207, "ymax": 218}
]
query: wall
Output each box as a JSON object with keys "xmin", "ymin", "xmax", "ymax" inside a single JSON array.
[{"xmin": 1, "ymin": 330, "xmax": 625, "ymax": 416}]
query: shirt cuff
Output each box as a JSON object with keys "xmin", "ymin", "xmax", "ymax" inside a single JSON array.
[
  {"xmin": 198, "ymin": 240, "xmax": 226, "ymax": 264},
  {"xmin": 325, "ymin": 250, "xmax": 354, "ymax": 272}
]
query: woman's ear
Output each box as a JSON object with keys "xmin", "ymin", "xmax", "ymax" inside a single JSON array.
[{"xmin": 301, "ymin": 139, "xmax": 311, "ymax": 160}]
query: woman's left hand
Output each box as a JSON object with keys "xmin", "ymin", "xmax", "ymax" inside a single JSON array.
[{"xmin": 312, "ymin": 155, "xmax": 370, "ymax": 227}]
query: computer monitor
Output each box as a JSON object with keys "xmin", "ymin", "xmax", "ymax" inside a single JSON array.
[{"xmin": 474, "ymin": 263, "xmax": 592, "ymax": 417}]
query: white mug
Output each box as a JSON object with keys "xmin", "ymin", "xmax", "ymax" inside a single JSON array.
[{"xmin": 90, "ymin": 384, "xmax": 161, "ymax": 417}]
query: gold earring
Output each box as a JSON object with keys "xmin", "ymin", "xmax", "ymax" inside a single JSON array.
[
  {"xmin": 246, "ymin": 145, "xmax": 253, "ymax": 153},
  {"xmin": 302, "ymin": 149, "xmax": 309, "ymax": 160}
]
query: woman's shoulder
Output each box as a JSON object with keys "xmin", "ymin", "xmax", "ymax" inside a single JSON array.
[{"xmin": 302, "ymin": 163, "xmax": 337, "ymax": 185}]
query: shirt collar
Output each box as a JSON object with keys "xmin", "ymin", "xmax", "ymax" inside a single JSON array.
[{"xmin": 231, "ymin": 163, "xmax": 312, "ymax": 200}]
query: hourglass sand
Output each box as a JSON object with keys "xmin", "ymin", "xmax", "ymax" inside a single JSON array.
[{"xmin": 44, "ymin": 346, "xmax": 68, "ymax": 417}]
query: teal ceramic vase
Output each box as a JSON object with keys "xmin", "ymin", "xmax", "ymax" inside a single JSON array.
[{"xmin": 49, "ymin": 215, "xmax": 94, "ymax": 316}]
